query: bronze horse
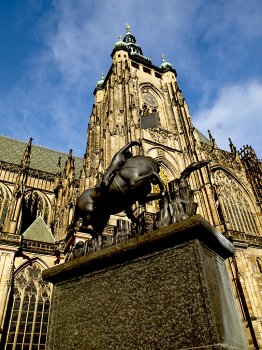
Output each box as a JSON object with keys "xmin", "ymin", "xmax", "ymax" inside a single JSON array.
[{"xmin": 73, "ymin": 155, "xmax": 165, "ymax": 237}]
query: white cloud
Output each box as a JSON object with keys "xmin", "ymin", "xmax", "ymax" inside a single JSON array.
[
  {"xmin": 194, "ymin": 80, "xmax": 262, "ymax": 158},
  {"xmin": 1, "ymin": 0, "xmax": 262, "ymax": 159}
]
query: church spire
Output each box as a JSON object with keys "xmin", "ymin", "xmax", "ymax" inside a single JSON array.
[
  {"xmin": 21, "ymin": 137, "xmax": 32, "ymax": 170},
  {"xmin": 160, "ymin": 53, "xmax": 173, "ymax": 72},
  {"xmin": 125, "ymin": 22, "xmax": 131, "ymax": 34},
  {"xmin": 4, "ymin": 137, "xmax": 33, "ymax": 233},
  {"xmin": 123, "ymin": 23, "xmax": 151, "ymax": 63}
]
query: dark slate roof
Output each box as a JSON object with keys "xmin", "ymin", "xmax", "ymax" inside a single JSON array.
[
  {"xmin": 194, "ymin": 129, "xmax": 212, "ymax": 146},
  {"xmin": 23, "ymin": 216, "xmax": 55, "ymax": 243},
  {"xmin": 0, "ymin": 136, "xmax": 83, "ymax": 177}
]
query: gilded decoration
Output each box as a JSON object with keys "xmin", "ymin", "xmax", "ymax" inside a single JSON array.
[{"xmin": 152, "ymin": 166, "xmax": 172, "ymax": 210}]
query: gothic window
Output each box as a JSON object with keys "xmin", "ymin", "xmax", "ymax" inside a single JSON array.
[
  {"xmin": 0, "ymin": 183, "xmax": 10, "ymax": 227},
  {"xmin": 141, "ymin": 88, "xmax": 158, "ymax": 110},
  {"xmin": 213, "ymin": 170, "xmax": 259, "ymax": 234},
  {"xmin": 4, "ymin": 262, "xmax": 51, "ymax": 350},
  {"xmin": 140, "ymin": 87, "xmax": 167, "ymax": 128},
  {"xmin": 20, "ymin": 192, "xmax": 50, "ymax": 233}
]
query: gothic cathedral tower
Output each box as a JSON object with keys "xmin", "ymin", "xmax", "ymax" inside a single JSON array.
[
  {"xmin": 82, "ymin": 25, "xmax": 262, "ymax": 347},
  {"xmin": 84, "ymin": 24, "xmax": 226, "ymax": 229}
]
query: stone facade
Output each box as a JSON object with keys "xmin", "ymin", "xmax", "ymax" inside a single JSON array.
[{"xmin": 0, "ymin": 25, "xmax": 261, "ymax": 349}]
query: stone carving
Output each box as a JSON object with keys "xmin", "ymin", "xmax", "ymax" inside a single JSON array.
[
  {"xmin": 200, "ymin": 136, "xmax": 242, "ymax": 171},
  {"xmin": 156, "ymin": 160, "xmax": 210, "ymax": 228},
  {"xmin": 148, "ymin": 128, "xmax": 178, "ymax": 145}
]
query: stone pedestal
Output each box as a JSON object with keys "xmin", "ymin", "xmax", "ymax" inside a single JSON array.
[{"xmin": 43, "ymin": 215, "xmax": 247, "ymax": 349}]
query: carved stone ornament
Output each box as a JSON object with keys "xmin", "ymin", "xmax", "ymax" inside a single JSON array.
[
  {"xmin": 148, "ymin": 128, "xmax": 178, "ymax": 145},
  {"xmin": 177, "ymin": 90, "xmax": 183, "ymax": 106},
  {"xmin": 200, "ymin": 143, "xmax": 242, "ymax": 171}
]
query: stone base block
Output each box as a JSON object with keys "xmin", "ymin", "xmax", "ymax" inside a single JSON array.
[{"xmin": 43, "ymin": 215, "xmax": 247, "ymax": 349}]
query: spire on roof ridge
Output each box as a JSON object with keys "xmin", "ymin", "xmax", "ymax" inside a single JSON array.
[
  {"xmin": 208, "ymin": 130, "xmax": 217, "ymax": 146},
  {"xmin": 125, "ymin": 22, "xmax": 131, "ymax": 34},
  {"xmin": 160, "ymin": 53, "xmax": 173, "ymax": 72},
  {"xmin": 96, "ymin": 73, "xmax": 105, "ymax": 90},
  {"xmin": 229, "ymin": 138, "xmax": 237, "ymax": 154},
  {"xmin": 21, "ymin": 137, "xmax": 33, "ymax": 169},
  {"xmin": 122, "ymin": 24, "xmax": 151, "ymax": 63}
]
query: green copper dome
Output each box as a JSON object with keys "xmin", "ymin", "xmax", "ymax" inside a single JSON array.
[
  {"xmin": 96, "ymin": 73, "xmax": 105, "ymax": 89},
  {"xmin": 160, "ymin": 54, "xmax": 173, "ymax": 71},
  {"xmin": 114, "ymin": 35, "xmax": 128, "ymax": 50}
]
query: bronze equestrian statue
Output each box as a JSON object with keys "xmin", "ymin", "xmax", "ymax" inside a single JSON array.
[
  {"xmin": 72, "ymin": 141, "xmax": 165, "ymax": 237},
  {"xmin": 156, "ymin": 159, "xmax": 210, "ymax": 228}
]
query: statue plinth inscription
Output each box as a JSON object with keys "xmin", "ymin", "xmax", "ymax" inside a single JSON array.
[{"xmin": 43, "ymin": 215, "xmax": 247, "ymax": 350}]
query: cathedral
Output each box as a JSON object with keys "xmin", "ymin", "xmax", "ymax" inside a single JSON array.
[{"xmin": 0, "ymin": 25, "xmax": 261, "ymax": 349}]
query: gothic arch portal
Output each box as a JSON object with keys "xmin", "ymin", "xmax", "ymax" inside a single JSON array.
[
  {"xmin": 146, "ymin": 147, "xmax": 180, "ymax": 180},
  {"xmin": 211, "ymin": 167, "xmax": 260, "ymax": 235},
  {"xmin": 3, "ymin": 259, "xmax": 52, "ymax": 350}
]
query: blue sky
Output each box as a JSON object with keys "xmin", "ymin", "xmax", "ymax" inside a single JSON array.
[{"xmin": 0, "ymin": 0, "xmax": 262, "ymax": 158}]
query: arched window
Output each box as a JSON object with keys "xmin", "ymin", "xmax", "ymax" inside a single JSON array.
[
  {"xmin": 20, "ymin": 191, "xmax": 50, "ymax": 233},
  {"xmin": 141, "ymin": 87, "xmax": 159, "ymax": 115},
  {"xmin": 4, "ymin": 262, "xmax": 51, "ymax": 350},
  {"xmin": 0, "ymin": 183, "xmax": 11, "ymax": 228},
  {"xmin": 212, "ymin": 170, "xmax": 259, "ymax": 234}
]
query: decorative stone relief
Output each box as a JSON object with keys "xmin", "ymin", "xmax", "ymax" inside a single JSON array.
[
  {"xmin": 148, "ymin": 128, "xmax": 178, "ymax": 145},
  {"xmin": 201, "ymin": 143, "xmax": 242, "ymax": 171}
]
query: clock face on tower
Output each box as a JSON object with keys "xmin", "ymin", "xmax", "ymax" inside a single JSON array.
[{"xmin": 141, "ymin": 89, "xmax": 158, "ymax": 108}]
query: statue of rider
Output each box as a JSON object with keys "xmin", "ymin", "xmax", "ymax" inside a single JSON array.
[{"xmin": 100, "ymin": 140, "xmax": 142, "ymax": 190}]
